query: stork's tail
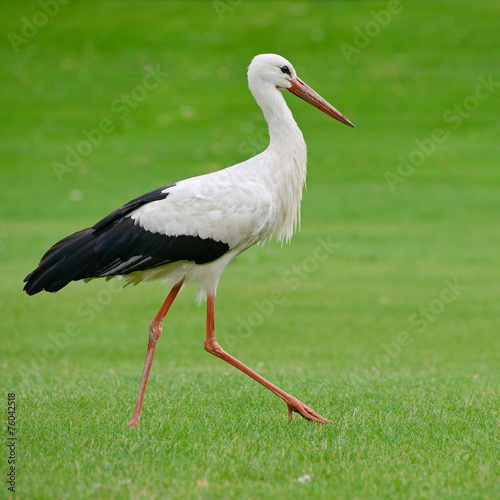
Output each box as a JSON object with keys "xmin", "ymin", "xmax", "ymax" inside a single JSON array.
[{"xmin": 23, "ymin": 228, "xmax": 96, "ymax": 295}]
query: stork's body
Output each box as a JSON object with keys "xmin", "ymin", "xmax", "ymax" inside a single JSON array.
[{"xmin": 24, "ymin": 54, "xmax": 354, "ymax": 427}]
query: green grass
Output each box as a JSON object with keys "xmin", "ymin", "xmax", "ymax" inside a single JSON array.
[{"xmin": 1, "ymin": 1, "xmax": 499, "ymax": 498}]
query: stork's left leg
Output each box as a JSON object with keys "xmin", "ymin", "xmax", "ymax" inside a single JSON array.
[
  {"xmin": 127, "ymin": 281, "xmax": 183, "ymax": 428},
  {"xmin": 204, "ymin": 295, "xmax": 329, "ymax": 423}
]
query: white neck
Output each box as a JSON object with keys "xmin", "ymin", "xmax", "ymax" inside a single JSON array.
[{"xmin": 251, "ymin": 84, "xmax": 308, "ymax": 243}]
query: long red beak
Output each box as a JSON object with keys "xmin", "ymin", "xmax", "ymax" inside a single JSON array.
[{"xmin": 288, "ymin": 78, "xmax": 355, "ymax": 128}]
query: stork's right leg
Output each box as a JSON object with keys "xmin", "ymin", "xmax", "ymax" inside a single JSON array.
[
  {"xmin": 203, "ymin": 294, "xmax": 329, "ymax": 423},
  {"xmin": 127, "ymin": 281, "xmax": 183, "ymax": 428}
]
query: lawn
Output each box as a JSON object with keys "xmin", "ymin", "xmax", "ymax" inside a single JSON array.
[{"xmin": 1, "ymin": 1, "xmax": 499, "ymax": 499}]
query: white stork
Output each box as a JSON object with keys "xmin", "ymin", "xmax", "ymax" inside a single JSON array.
[{"xmin": 24, "ymin": 54, "xmax": 354, "ymax": 427}]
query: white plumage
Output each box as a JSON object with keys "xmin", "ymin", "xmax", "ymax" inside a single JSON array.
[
  {"xmin": 24, "ymin": 53, "xmax": 354, "ymax": 427},
  {"xmin": 128, "ymin": 55, "xmax": 310, "ymax": 299}
]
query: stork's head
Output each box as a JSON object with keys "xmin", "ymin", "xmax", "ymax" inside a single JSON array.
[
  {"xmin": 248, "ymin": 54, "xmax": 299, "ymax": 90},
  {"xmin": 248, "ymin": 53, "xmax": 355, "ymax": 128}
]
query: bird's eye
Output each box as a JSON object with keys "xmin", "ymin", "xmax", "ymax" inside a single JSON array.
[{"xmin": 280, "ymin": 65, "xmax": 291, "ymax": 76}]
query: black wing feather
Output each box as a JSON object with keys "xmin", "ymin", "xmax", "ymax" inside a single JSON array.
[
  {"xmin": 23, "ymin": 184, "xmax": 230, "ymax": 295},
  {"xmin": 93, "ymin": 183, "xmax": 176, "ymax": 232}
]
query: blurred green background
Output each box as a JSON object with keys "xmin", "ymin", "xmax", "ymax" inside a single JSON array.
[{"xmin": 1, "ymin": 1, "xmax": 499, "ymax": 499}]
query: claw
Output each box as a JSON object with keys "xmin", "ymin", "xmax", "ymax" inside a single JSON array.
[{"xmin": 286, "ymin": 398, "xmax": 331, "ymax": 423}]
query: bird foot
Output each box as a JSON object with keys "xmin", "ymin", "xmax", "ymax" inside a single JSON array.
[
  {"xmin": 126, "ymin": 418, "xmax": 140, "ymax": 429},
  {"xmin": 286, "ymin": 397, "xmax": 330, "ymax": 423}
]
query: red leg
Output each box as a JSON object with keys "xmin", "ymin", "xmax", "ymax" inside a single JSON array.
[
  {"xmin": 127, "ymin": 281, "xmax": 183, "ymax": 428},
  {"xmin": 204, "ymin": 295, "xmax": 329, "ymax": 423}
]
